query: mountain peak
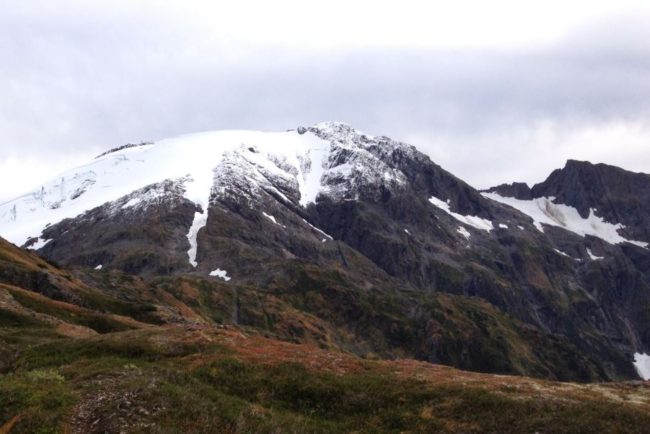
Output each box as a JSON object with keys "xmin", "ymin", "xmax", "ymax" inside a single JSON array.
[
  {"xmin": 563, "ymin": 159, "xmax": 592, "ymax": 168},
  {"xmin": 481, "ymin": 182, "xmax": 532, "ymax": 200},
  {"xmin": 309, "ymin": 120, "xmax": 356, "ymax": 132},
  {"xmin": 3, "ymin": 124, "xmax": 650, "ymax": 386},
  {"xmin": 485, "ymin": 158, "xmax": 650, "ymax": 247},
  {"xmin": 0, "ymin": 123, "xmax": 419, "ymax": 246},
  {"xmin": 304, "ymin": 121, "xmax": 373, "ymax": 146}
]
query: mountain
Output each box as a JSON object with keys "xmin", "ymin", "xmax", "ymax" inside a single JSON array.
[
  {"xmin": 486, "ymin": 159, "xmax": 650, "ymax": 244},
  {"xmin": 1, "ymin": 234, "xmax": 650, "ymax": 433},
  {"xmin": 1, "ymin": 122, "xmax": 650, "ymax": 384}
]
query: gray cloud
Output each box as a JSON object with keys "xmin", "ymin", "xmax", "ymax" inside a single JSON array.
[{"xmin": 1, "ymin": 4, "xmax": 650, "ymax": 201}]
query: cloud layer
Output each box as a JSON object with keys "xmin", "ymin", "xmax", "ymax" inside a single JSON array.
[{"xmin": 1, "ymin": 1, "xmax": 650, "ymax": 201}]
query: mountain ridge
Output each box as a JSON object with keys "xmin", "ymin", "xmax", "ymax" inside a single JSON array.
[
  {"xmin": 1, "ymin": 122, "xmax": 650, "ymax": 383},
  {"xmin": 2, "ymin": 237, "xmax": 649, "ymax": 432}
]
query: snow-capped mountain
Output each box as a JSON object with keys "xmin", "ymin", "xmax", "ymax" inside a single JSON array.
[
  {"xmin": 0, "ymin": 123, "xmax": 393, "ymax": 245},
  {"xmin": 485, "ymin": 160, "xmax": 650, "ymax": 246},
  {"xmin": 1, "ymin": 122, "xmax": 650, "ymax": 382}
]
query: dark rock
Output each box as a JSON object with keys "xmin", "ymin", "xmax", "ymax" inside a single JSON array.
[
  {"xmin": 482, "ymin": 182, "xmax": 533, "ymax": 200},
  {"xmin": 22, "ymin": 127, "xmax": 650, "ymax": 382}
]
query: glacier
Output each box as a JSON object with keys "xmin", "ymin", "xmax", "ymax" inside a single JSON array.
[{"xmin": 0, "ymin": 123, "xmax": 411, "ymax": 258}]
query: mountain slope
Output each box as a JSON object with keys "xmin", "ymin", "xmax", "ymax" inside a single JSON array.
[
  {"xmin": 1, "ymin": 123, "xmax": 650, "ymax": 382},
  {"xmin": 4, "ymin": 324, "xmax": 650, "ymax": 433},
  {"xmin": 0, "ymin": 238, "xmax": 649, "ymax": 433},
  {"xmin": 485, "ymin": 160, "xmax": 650, "ymax": 379},
  {"xmin": 484, "ymin": 160, "xmax": 650, "ymax": 247}
]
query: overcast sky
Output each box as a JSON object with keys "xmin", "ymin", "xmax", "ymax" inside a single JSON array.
[{"xmin": 2, "ymin": 0, "xmax": 650, "ymax": 202}]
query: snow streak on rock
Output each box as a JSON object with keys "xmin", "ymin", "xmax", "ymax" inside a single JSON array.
[
  {"xmin": 553, "ymin": 248, "xmax": 570, "ymax": 257},
  {"xmin": 302, "ymin": 218, "xmax": 333, "ymax": 241},
  {"xmin": 187, "ymin": 210, "xmax": 207, "ymax": 268},
  {"xmin": 586, "ymin": 248, "xmax": 604, "ymax": 261},
  {"xmin": 457, "ymin": 226, "xmax": 471, "ymax": 240},
  {"xmin": 429, "ymin": 196, "xmax": 493, "ymax": 232},
  {"xmin": 262, "ymin": 212, "xmax": 285, "ymax": 228},
  {"xmin": 307, "ymin": 122, "xmax": 409, "ymax": 203}
]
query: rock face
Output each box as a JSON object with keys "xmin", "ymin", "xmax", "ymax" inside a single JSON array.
[
  {"xmin": 484, "ymin": 160, "xmax": 650, "ymax": 243},
  {"xmin": 38, "ymin": 180, "xmax": 199, "ymax": 278},
  {"xmin": 531, "ymin": 160, "xmax": 650, "ymax": 242},
  {"xmin": 484, "ymin": 182, "xmax": 532, "ymax": 200},
  {"xmin": 1, "ymin": 122, "xmax": 649, "ymax": 382}
]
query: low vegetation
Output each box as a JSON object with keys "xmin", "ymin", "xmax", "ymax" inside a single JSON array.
[
  {"xmin": 2, "ymin": 238, "xmax": 650, "ymax": 432},
  {"xmin": 1, "ymin": 325, "xmax": 650, "ymax": 433}
]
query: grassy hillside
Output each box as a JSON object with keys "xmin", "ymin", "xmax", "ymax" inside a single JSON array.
[
  {"xmin": 1, "ymin": 325, "xmax": 650, "ymax": 433},
  {"xmin": 2, "ymin": 237, "xmax": 650, "ymax": 432}
]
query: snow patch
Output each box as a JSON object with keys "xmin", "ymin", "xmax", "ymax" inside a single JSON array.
[
  {"xmin": 517, "ymin": 225, "xmax": 525, "ymax": 230},
  {"xmin": 586, "ymin": 248, "xmax": 604, "ymax": 261},
  {"xmin": 297, "ymin": 146, "xmax": 329, "ymax": 206},
  {"xmin": 29, "ymin": 237, "xmax": 51, "ymax": 250},
  {"xmin": 429, "ymin": 196, "xmax": 493, "ymax": 232},
  {"xmin": 262, "ymin": 211, "xmax": 285, "ymax": 228},
  {"xmin": 553, "ymin": 248, "xmax": 570, "ymax": 257},
  {"xmin": 209, "ymin": 268, "xmax": 231, "ymax": 281},
  {"xmin": 404, "ymin": 228, "xmax": 410, "ymax": 235},
  {"xmin": 483, "ymin": 193, "xmax": 648, "ymax": 248},
  {"xmin": 187, "ymin": 210, "xmax": 207, "ymax": 267},
  {"xmin": 302, "ymin": 218, "xmax": 333, "ymax": 240},
  {"xmin": 633, "ymin": 353, "xmax": 650, "ymax": 380},
  {"xmin": 498, "ymin": 223, "xmax": 508, "ymax": 229},
  {"xmin": 121, "ymin": 197, "xmax": 142, "ymax": 209},
  {"xmin": 94, "ymin": 264, "xmax": 103, "ymax": 270},
  {"xmin": 457, "ymin": 226, "xmax": 471, "ymax": 240}
]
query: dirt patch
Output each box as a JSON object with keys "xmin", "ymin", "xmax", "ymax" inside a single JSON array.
[
  {"xmin": 68, "ymin": 371, "xmax": 165, "ymax": 434},
  {"xmin": 0, "ymin": 414, "xmax": 22, "ymax": 434}
]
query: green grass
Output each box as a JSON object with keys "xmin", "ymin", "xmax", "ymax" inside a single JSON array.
[
  {"xmin": 6, "ymin": 289, "xmax": 134, "ymax": 334},
  {"xmin": 191, "ymin": 358, "xmax": 650, "ymax": 433},
  {"xmin": 10, "ymin": 332, "xmax": 223, "ymax": 372},
  {"xmin": 0, "ymin": 368, "xmax": 75, "ymax": 434}
]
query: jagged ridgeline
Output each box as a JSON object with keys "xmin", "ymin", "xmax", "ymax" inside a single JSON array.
[{"xmin": 1, "ymin": 122, "xmax": 650, "ymax": 383}]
